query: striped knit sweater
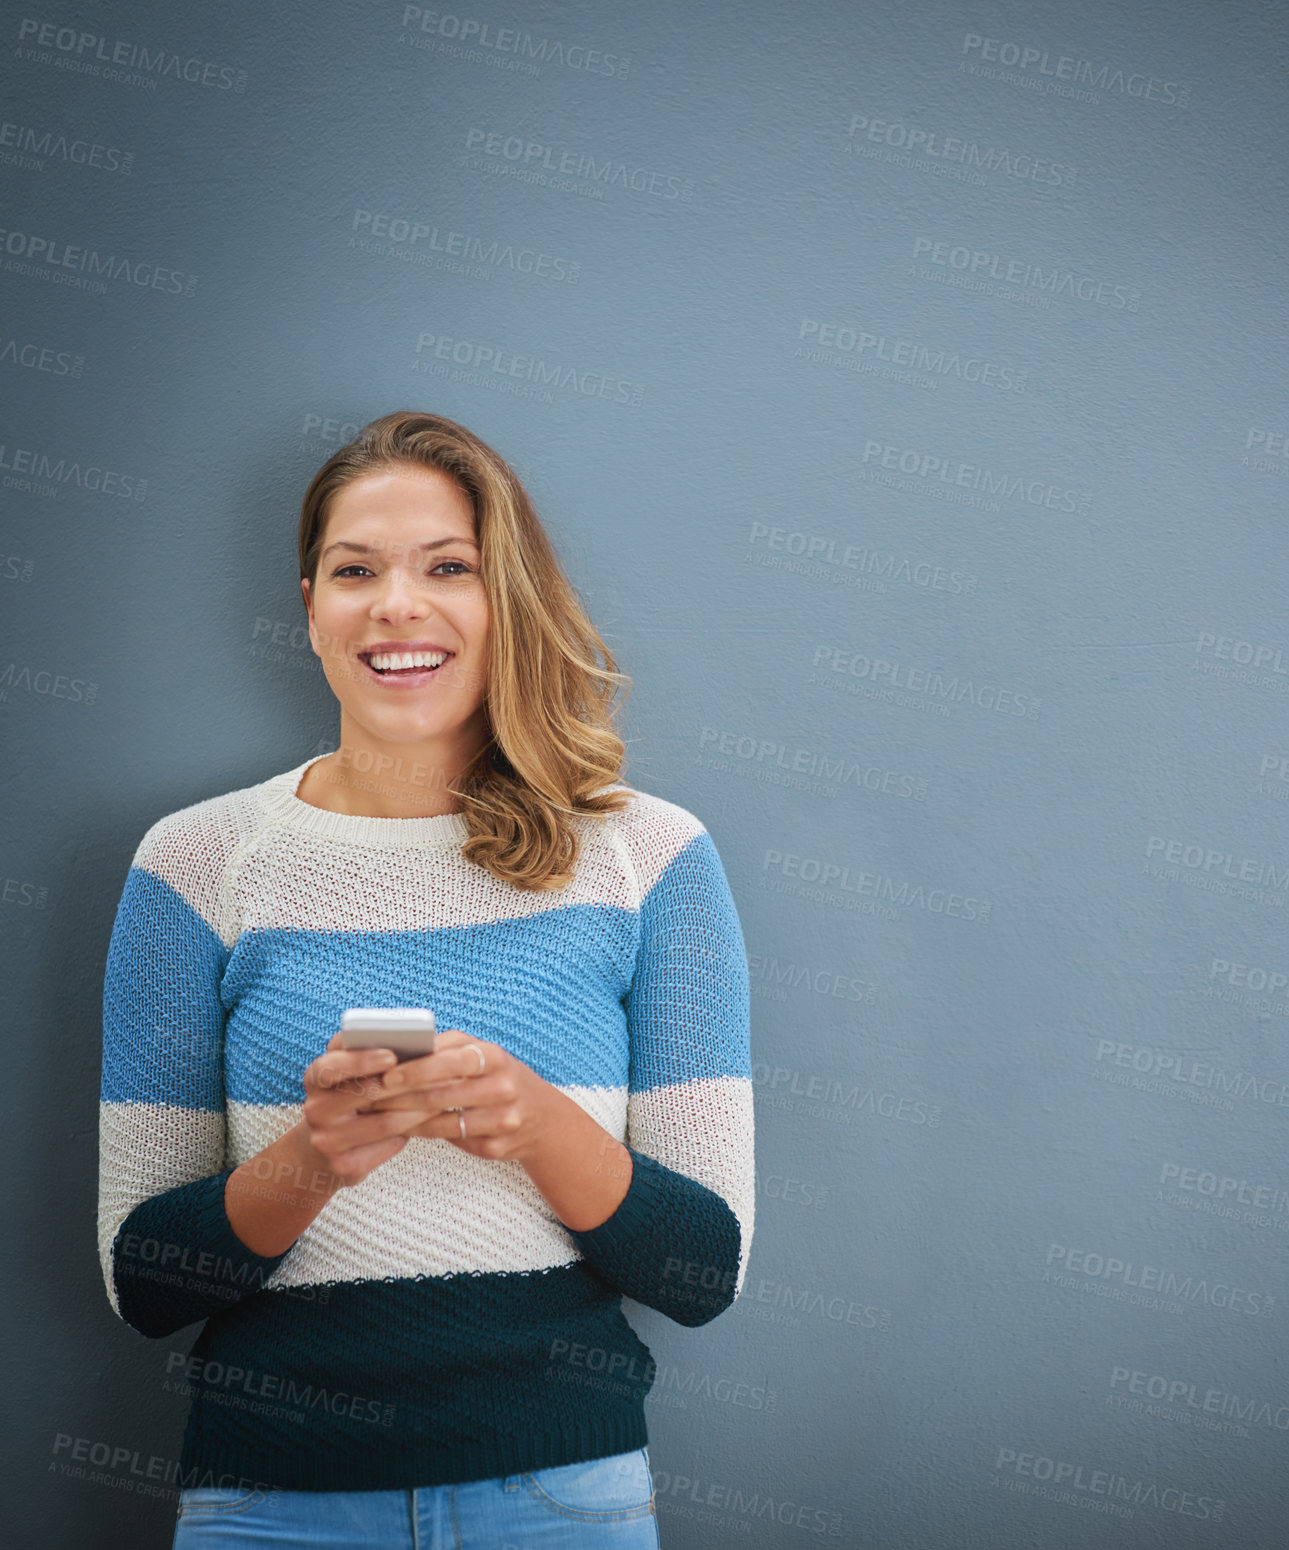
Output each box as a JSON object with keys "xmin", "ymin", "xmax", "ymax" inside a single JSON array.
[{"xmin": 97, "ymin": 756, "xmax": 753, "ymax": 1493}]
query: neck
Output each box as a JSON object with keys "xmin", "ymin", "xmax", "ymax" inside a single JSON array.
[{"xmin": 301, "ymin": 728, "xmax": 490, "ymax": 819}]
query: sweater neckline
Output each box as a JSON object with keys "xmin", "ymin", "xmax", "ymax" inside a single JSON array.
[{"xmin": 258, "ymin": 756, "xmax": 470, "ymax": 849}]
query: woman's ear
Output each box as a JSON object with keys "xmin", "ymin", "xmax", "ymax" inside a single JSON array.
[{"xmin": 301, "ymin": 578, "xmax": 320, "ymax": 656}]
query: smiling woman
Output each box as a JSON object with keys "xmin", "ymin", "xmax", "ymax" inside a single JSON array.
[
  {"xmin": 294, "ymin": 412, "xmax": 634, "ymax": 885},
  {"xmin": 297, "ymin": 460, "xmax": 494, "ymax": 821},
  {"xmin": 97, "ymin": 411, "xmax": 754, "ymax": 1550}
]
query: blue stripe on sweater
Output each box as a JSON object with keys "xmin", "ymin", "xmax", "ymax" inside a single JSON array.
[
  {"xmin": 218, "ymin": 905, "xmax": 640, "ymax": 1102},
  {"xmin": 102, "ymin": 833, "xmax": 750, "ymax": 1108},
  {"xmin": 101, "ymin": 868, "xmax": 229, "ymax": 1110},
  {"xmin": 627, "ymin": 831, "xmax": 752, "ymax": 1088}
]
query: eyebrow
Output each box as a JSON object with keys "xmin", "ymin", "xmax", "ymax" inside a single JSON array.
[{"xmin": 320, "ymin": 537, "xmax": 480, "ymax": 560}]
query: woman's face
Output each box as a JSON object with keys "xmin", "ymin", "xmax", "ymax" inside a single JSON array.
[{"xmin": 300, "ymin": 463, "xmax": 491, "ymax": 769}]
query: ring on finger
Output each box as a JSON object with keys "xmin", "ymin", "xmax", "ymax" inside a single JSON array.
[
  {"xmin": 466, "ymin": 1043, "xmax": 486, "ymax": 1076},
  {"xmin": 458, "ymin": 1111, "xmax": 467, "ymax": 1141}
]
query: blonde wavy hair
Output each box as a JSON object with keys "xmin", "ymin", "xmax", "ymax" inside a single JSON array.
[{"xmin": 298, "ymin": 410, "xmax": 632, "ymax": 891}]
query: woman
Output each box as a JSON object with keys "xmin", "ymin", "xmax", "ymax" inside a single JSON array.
[{"xmin": 97, "ymin": 411, "xmax": 754, "ymax": 1547}]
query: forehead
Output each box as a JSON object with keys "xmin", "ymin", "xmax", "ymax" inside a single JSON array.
[{"xmin": 327, "ymin": 465, "xmax": 476, "ymax": 539}]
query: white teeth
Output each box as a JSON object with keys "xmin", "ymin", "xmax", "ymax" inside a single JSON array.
[{"xmin": 367, "ymin": 650, "xmax": 448, "ymax": 672}]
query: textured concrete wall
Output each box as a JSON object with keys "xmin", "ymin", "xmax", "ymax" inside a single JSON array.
[{"xmin": 5, "ymin": 0, "xmax": 1287, "ymax": 1543}]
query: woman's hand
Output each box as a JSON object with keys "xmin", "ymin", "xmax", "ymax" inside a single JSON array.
[
  {"xmin": 352, "ymin": 1028, "xmax": 633, "ymax": 1230},
  {"xmin": 358, "ymin": 1028, "xmax": 561, "ymax": 1162},
  {"xmin": 299, "ymin": 1035, "xmax": 418, "ymax": 1187},
  {"xmin": 236, "ymin": 1031, "xmax": 629, "ymax": 1256},
  {"xmin": 225, "ymin": 1040, "xmax": 426, "ymax": 1255}
]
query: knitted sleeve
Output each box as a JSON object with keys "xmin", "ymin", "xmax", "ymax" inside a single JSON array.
[
  {"xmin": 97, "ymin": 809, "xmax": 290, "ymax": 1338},
  {"xmin": 569, "ymin": 805, "xmax": 754, "ymax": 1327}
]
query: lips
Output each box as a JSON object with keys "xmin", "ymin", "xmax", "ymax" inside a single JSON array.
[
  {"xmin": 356, "ymin": 643, "xmax": 455, "ymax": 685},
  {"xmin": 365, "ymin": 652, "xmax": 446, "ymax": 674}
]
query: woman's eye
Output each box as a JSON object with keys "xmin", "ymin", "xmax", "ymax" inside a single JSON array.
[{"xmin": 329, "ymin": 560, "xmax": 472, "ymax": 579}]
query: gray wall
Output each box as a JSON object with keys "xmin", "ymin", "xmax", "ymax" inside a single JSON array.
[{"xmin": 5, "ymin": 0, "xmax": 1287, "ymax": 1544}]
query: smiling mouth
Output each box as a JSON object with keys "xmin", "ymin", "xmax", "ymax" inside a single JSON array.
[{"xmin": 359, "ymin": 650, "xmax": 451, "ymax": 676}]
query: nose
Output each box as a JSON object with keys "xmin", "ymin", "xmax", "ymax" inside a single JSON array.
[{"xmin": 370, "ymin": 562, "xmax": 432, "ymax": 623}]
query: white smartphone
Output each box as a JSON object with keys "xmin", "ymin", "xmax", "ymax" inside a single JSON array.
[{"xmin": 339, "ymin": 1007, "xmax": 438, "ymax": 1063}]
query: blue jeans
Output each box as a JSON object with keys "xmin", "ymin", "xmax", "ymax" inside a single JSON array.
[{"xmin": 170, "ymin": 1448, "xmax": 661, "ymax": 1548}]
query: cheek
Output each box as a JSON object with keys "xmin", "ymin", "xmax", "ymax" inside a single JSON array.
[
  {"xmin": 464, "ymin": 601, "xmax": 490, "ymax": 697},
  {"xmin": 310, "ymin": 600, "xmax": 355, "ymax": 657},
  {"xmin": 458, "ymin": 591, "xmax": 490, "ymax": 648}
]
